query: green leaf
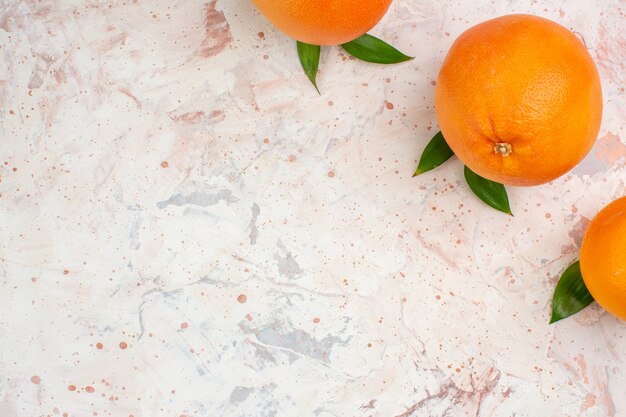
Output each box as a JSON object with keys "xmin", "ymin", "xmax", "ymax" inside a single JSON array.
[
  {"xmin": 341, "ymin": 33, "xmax": 413, "ymax": 64},
  {"xmin": 297, "ymin": 41, "xmax": 321, "ymax": 93},
  {"xmin": 550, "ymin": 261, "xmax": 594, "ymax": 324},
  {"xmin": 463, "ymin": 166, "xmax": 512, "ymax": 215},
  {"xmin": 413, "ymin": 131, "xmax": 455, "ymax": 176}
]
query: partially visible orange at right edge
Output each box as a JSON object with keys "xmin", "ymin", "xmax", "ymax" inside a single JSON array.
[{"xmin": 580, "ymin": 196, "xmax": 626, "ymax": 321}]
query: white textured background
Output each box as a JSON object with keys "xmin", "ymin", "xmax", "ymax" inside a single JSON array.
[{"xmin": 1, "ymin": 0, "xmax": 625, "ymax": 416}]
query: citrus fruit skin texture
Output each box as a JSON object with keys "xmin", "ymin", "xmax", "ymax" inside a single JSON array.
[
  {"xmin": 580, "ymin": 197, "xmax": 626, "ymax": 321},
  {"xmin": 252, "ymin": 0, "xmax": 393, "ymax": 46},
  {"xmin": 435, "ymin": 14, "xmax": 603, "ymax": 186}
]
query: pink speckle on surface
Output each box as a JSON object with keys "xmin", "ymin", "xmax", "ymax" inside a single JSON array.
[
  {"xmin": 195, "ymin": 1, "xmax": 233, "ymax": 58},
  {"xmin": 30, "ymin": 375, "xmax": 41, "ymax": 384},
  {"xmin": 568, "ymin": 216, "xmax": 592, "ymax": 247},
  {"xmin": 167, "ymin": 111, "xmax": 210, "ymax": 124},
  {"xmin": 594, "ymin": 132, "xmax": 626, "ymax": 164},
  {"xmin": 573, "ymin": 354, "xmax": 589, "ymax": 384},
  {"xmin": 583, "ymin": 393, "xmax": 597, "ymax": 409}
]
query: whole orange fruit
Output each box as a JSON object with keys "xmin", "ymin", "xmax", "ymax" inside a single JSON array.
[
  {"xmin": 252, "ymin": 0, "xmax": 393, "ymax": 46},
  {"xmin": 435, "ymin": 14, "xmax": 602, "ymax": 186},
  {"xmin": 580, "ymin": 197, "xmax": 626, "ymax": 321}
]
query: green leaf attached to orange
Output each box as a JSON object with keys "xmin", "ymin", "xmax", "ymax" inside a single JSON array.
[
  {"xmin": 297, "ymin": 41, "xmax": 321, "ymax": 93},
  {"xmin": 464, "ymin": 166, "xmax": 512, "ymax": 215},
  {"xmin": 342, "ymin": 33, "xmax": 413, "ymax": 64},
  {"xmin": 413, "ymin": 131, "xmax": 454, "ymax": 176},
  {"xmin": 550, "ymin": 261, "xmax": 594, "ymax": 324}
]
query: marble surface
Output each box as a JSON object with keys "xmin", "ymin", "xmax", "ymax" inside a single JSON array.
[{"xmin": 1, "ymin": 0, "xmax": 625, "ymax": 416}]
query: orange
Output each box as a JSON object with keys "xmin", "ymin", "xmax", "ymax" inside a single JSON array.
[
  {"xmin": 435, "ymin": 14, "xmax": 602, "ymax": 186},
  {"xmin": 252, "ymin": 0, "xmax": 393, "ymax": 46},
  {"xmin": 580, "ymin": 197, "xmax": 626, "ymax": 321}
]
